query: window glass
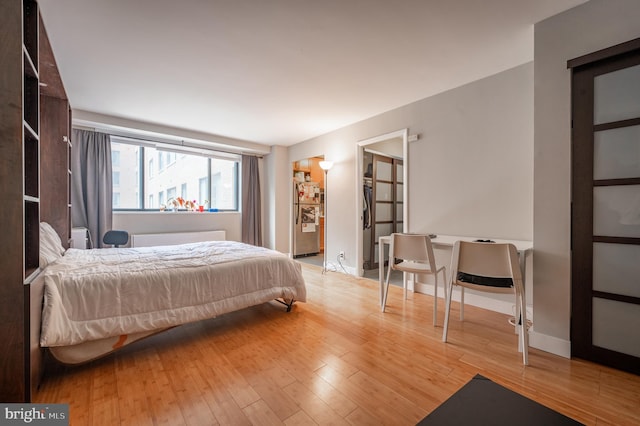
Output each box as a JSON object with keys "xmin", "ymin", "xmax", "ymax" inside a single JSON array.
[
  {"xmin": 111, "ymin": 142, "xmax": 141, "ymax": 208},
  {"xmin": 211, "ymin": 159, "xmax": 238, "ymax": 210},
  {"xmin": 158, "ymin": 151, "xmax": 165, "ymax": 171},
  {"xmin": 199, "ymin": 177, "xmax": 207, "ymax": 207},
  {"xmin": 111, "ymin": 137, "xmax": 239, "ymax": 211},
  {"xmin": 146, "ymin": 146, "xmax": 209, "ymax": 209}
]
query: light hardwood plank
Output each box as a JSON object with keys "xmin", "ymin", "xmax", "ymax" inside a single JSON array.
[{"xmin": 34, "ymin": 263, "xmax": 640, "ymax": 425}]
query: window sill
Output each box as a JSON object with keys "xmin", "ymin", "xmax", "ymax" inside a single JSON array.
[{"xmin": 113, "ymin": 210, "xmax": 238, "ymax": 215}]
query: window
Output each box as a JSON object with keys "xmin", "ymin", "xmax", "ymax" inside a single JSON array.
[
  {"xmin": 158, "ymin": 151, "xmax": 165, "ymax": 171},
  {"xmin": 113, "ymin": 192, "xmax": 120, "ymax": 208},
  {"xmin": 199, "ymin": 177, "xmax": 207, "ymax": 207},
  {"xmin": 111, "ymin": 137, "xmax": 240, "ymax": 211},
  {"xmin": 112, "ymin": 150, "xmax": 120, "ymax": 167},
  {"xmin": 110, "ymin": 142, "xmax": 141, "ymax": 208},
  {"xmin": 166, "ymin": 186, "xmax": 176, "ymax": 202},
  {"xmin": 167, "ymin": 151, "xmax": 177, "ymax": 165}
]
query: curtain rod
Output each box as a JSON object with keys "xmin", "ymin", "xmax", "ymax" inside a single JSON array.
[{"xmin": 72, "ymin": 126, "xmax": 264, "ymax": 158}]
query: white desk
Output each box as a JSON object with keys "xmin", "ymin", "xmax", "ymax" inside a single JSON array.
[{"xmin": 377, "ymin": 234, "xmax": 533, "ymax": 307}]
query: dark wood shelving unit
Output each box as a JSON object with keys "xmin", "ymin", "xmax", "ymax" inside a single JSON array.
[
  {"xmin": 1, "ymin": 0, "xmax": 71, "ymax": 402},
  {"xmin": 1, "ymin": 0, "xmax": 40, "ymax": 402}
]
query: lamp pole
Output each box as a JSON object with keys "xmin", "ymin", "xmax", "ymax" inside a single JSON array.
[{"xmin": 319, "ymin": 160, "xmax": 333, "ymax": 274}]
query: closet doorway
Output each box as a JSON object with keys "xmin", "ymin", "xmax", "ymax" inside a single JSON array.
[
  {"xmin": 356, "ymin": 129, "xmax": 408, "ymax": 277},
  {"xmin": 363, "ymin": 152, "xmax": 403, "ymax": 270}
]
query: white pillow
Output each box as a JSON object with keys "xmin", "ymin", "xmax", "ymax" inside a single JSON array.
[{"xmin": 40, "ymin": 222, "xmax": 65, "ymax": 267}]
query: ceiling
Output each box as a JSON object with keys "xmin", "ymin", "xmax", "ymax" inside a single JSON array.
[{"xmin": 38, "ymin": 0, "xmax": 587, "ymax": 147}]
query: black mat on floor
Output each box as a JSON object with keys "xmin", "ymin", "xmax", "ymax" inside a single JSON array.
[{"xmin": 417, "ymin": 374, "xmax": 583, "ymax": 425}]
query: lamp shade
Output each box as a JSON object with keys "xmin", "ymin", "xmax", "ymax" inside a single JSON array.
[{"xmin": 319, "ymin": 160, "xmax": 334, "ymax": 171}]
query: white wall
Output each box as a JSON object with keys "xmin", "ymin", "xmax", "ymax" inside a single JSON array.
[
  {"xmin": 286, "ymin": 63, "xmax": 534, "ymax": 317},
  {"xmin": 113, "ymin": 211, "xmax": 242, "ymax": 243},
  {"xmin": 263, "ymin": 145, "xmax": 291, "ymax": 252},
  {"xmin": 406, "ymin": 64, "xmax": 533, "ymax": 241},
  {"xmin": 533, "ymin": 0, "xmax": 640, "ymax": 356}
]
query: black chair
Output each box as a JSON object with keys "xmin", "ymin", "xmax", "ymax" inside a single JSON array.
[{"xmin": 103, "ymin": 230, "xmax": 129, "ymax": 248}]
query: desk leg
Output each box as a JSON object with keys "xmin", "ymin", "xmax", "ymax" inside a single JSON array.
[
  {"xmin": 516, "ymin": 250, "xmax": 530, "ymax": 351},
  {"xmin": 379, "ymin": 240, "xmax": 385, "ymax": 308}
]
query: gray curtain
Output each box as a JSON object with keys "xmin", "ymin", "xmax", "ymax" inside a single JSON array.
[
  {"xmin": 241, "ymin": 155, "xmax": 262, "ymax": 246},
  {"xmin": 71, "ymin": 129, "xmax": 112, "ymax": 248}
]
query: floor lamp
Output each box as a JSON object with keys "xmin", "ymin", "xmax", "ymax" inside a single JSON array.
[{"xmin": 319, "ymin": 160, "xmax": 333, "ymax": 274}]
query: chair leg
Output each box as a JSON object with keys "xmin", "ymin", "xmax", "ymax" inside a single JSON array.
[
  {"xmin": 436, "ymin": 269, "xmax": 447, "ymax": 327},
  {"xmin": 442, "ymin": 281, "xmax": 454, "ymax": 342},
  {"xmin": 382, "ymin": 266, "xmax": 393, "ymax": 312},
  {"xmin": 460, "ymin": 287, "xmax": 465, "ymax": 321},
  {"xmin": 433, "ymin": 273, "xmax": 438, "ymax": 326},
  {"xmin": 404, "ymin": 272, "xmax": 409, "ymax": 300},
  {"xmin": 518, "ymin": 290, "xmax": 529, "ymax": 365}
]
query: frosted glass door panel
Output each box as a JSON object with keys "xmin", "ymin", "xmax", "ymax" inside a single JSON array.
[
  {"xmin": 593, "ymin": 185, "xmax": 640, "ymax": 237},
  {"xmin": 375, "ymin": 224, "xmax": 393, "ymax": 240},
  {"xmin": 396, "ymin": 164, "xmax": 404, "ymax": 183},
  {"xmin": 376, "ymin": 160, "xmax": 392, "ymax": 180},
  {"xmin": 594, "ymin": 125, "xmax": 640, "ymax": 180},
  {"xmin": 592, "ymin": 298, "xmax": 640, "ymax": 358},
  {"xmin": 594, "ymin": 64, "xmax": 640, "ymax": 125},
  {"xmin": 396, "ymin": 203, "xmax": 403, "ymax": 221},
  {"xmin": 396, "ymin": 183, "xmax": 403, "ymax": 202},
  {"xmin": 376, "ymin": 182, "xmax": 393, "ymax": 201},
  {"xmin": 593, "ymin": 243, "xmax": 640, "ymax": 298},
  {"xmin": 376, "ymin": 203, "xmax": 392, "ymax": 222}
]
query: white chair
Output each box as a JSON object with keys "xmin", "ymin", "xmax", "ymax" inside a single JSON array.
[
  {"xmin": 442, "ymin": 241, "xmax": 529, "ymax": 365},
  {"xmin": 381, "ymin": 233, "xmax": 446, "ymax": 325}
]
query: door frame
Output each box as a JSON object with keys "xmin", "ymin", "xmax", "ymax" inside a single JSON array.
[{"xmin": 355, "ymin": 129, "xmax": 408, "ymax": 277}]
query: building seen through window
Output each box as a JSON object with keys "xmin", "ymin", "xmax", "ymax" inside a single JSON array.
[{"xmin": 110, "ymin": 138, "xmax": 239, "ymax": 211}]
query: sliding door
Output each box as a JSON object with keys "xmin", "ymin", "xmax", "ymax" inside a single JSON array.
[
  {"xmin": 369, "ymin": 154, "xmax": 403, "ymax": 269},
  {"xmin": 570, "ymin": 39, "xmax": 640, "ymax": 375}
]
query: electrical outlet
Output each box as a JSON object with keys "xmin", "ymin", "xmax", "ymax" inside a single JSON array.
[{"xmin": 339, "ymin": 251, "xmax": 345, "ymax": 260}]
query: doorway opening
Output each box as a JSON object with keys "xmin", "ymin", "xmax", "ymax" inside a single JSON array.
[
  {"xmin": 291, "ymin": 156, "xmax": 325, "ymax": 268},
  {"xmin": 356, "ymin": 129, "xmax": 408, "ymax": 282}
]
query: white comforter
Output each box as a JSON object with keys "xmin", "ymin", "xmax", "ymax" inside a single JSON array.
[{"xmin": 40, "ymin": 241, "xmax": 306, "ymax": 347}]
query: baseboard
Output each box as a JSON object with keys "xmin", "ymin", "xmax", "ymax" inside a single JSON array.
[
  {"xmin": 529, "ymin": 330, "xmax": 571, "ymax": 358},
  {"xmin": 325, "ymin": 261, "xmax": 356, "ymax": 276},
  {"xmin": 414, "ymin": 282, "xmax": 571, "ymax": 359}
]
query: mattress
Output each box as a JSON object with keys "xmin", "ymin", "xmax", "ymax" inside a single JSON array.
[{"xmin": 40, "ymin": 241, "xmax": 306, "ymax": 349}]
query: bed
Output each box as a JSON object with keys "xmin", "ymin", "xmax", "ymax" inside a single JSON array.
[{"xmin": 38, "ymin": 223, "xmax": 306, "ymax": 364}]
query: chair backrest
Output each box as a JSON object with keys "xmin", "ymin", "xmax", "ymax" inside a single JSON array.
[
  {"xmin": 103, "ymin": 230, "xmax": 129, "ymax": 247},
  {"xmin": 390, "ymin": 233, "xmax": 437, "ymax": 271},
  {"xmin": 451, "ymin": 241, "xmax": 522, "ymax": 291}
]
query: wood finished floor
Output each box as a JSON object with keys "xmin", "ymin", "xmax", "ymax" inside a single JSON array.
[{"xmin": 35, "ymin": 263, "xmax": 640, "ymax": 425}]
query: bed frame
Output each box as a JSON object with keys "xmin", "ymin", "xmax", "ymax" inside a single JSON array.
[{"xmin": 39, "ymin": 241, "xmax": 305, "ymax": 365}]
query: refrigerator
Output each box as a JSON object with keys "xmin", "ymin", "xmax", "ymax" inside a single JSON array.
[{"xmin": 293, "ymin": 180, "xmax": 321, "ymax": 257}]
